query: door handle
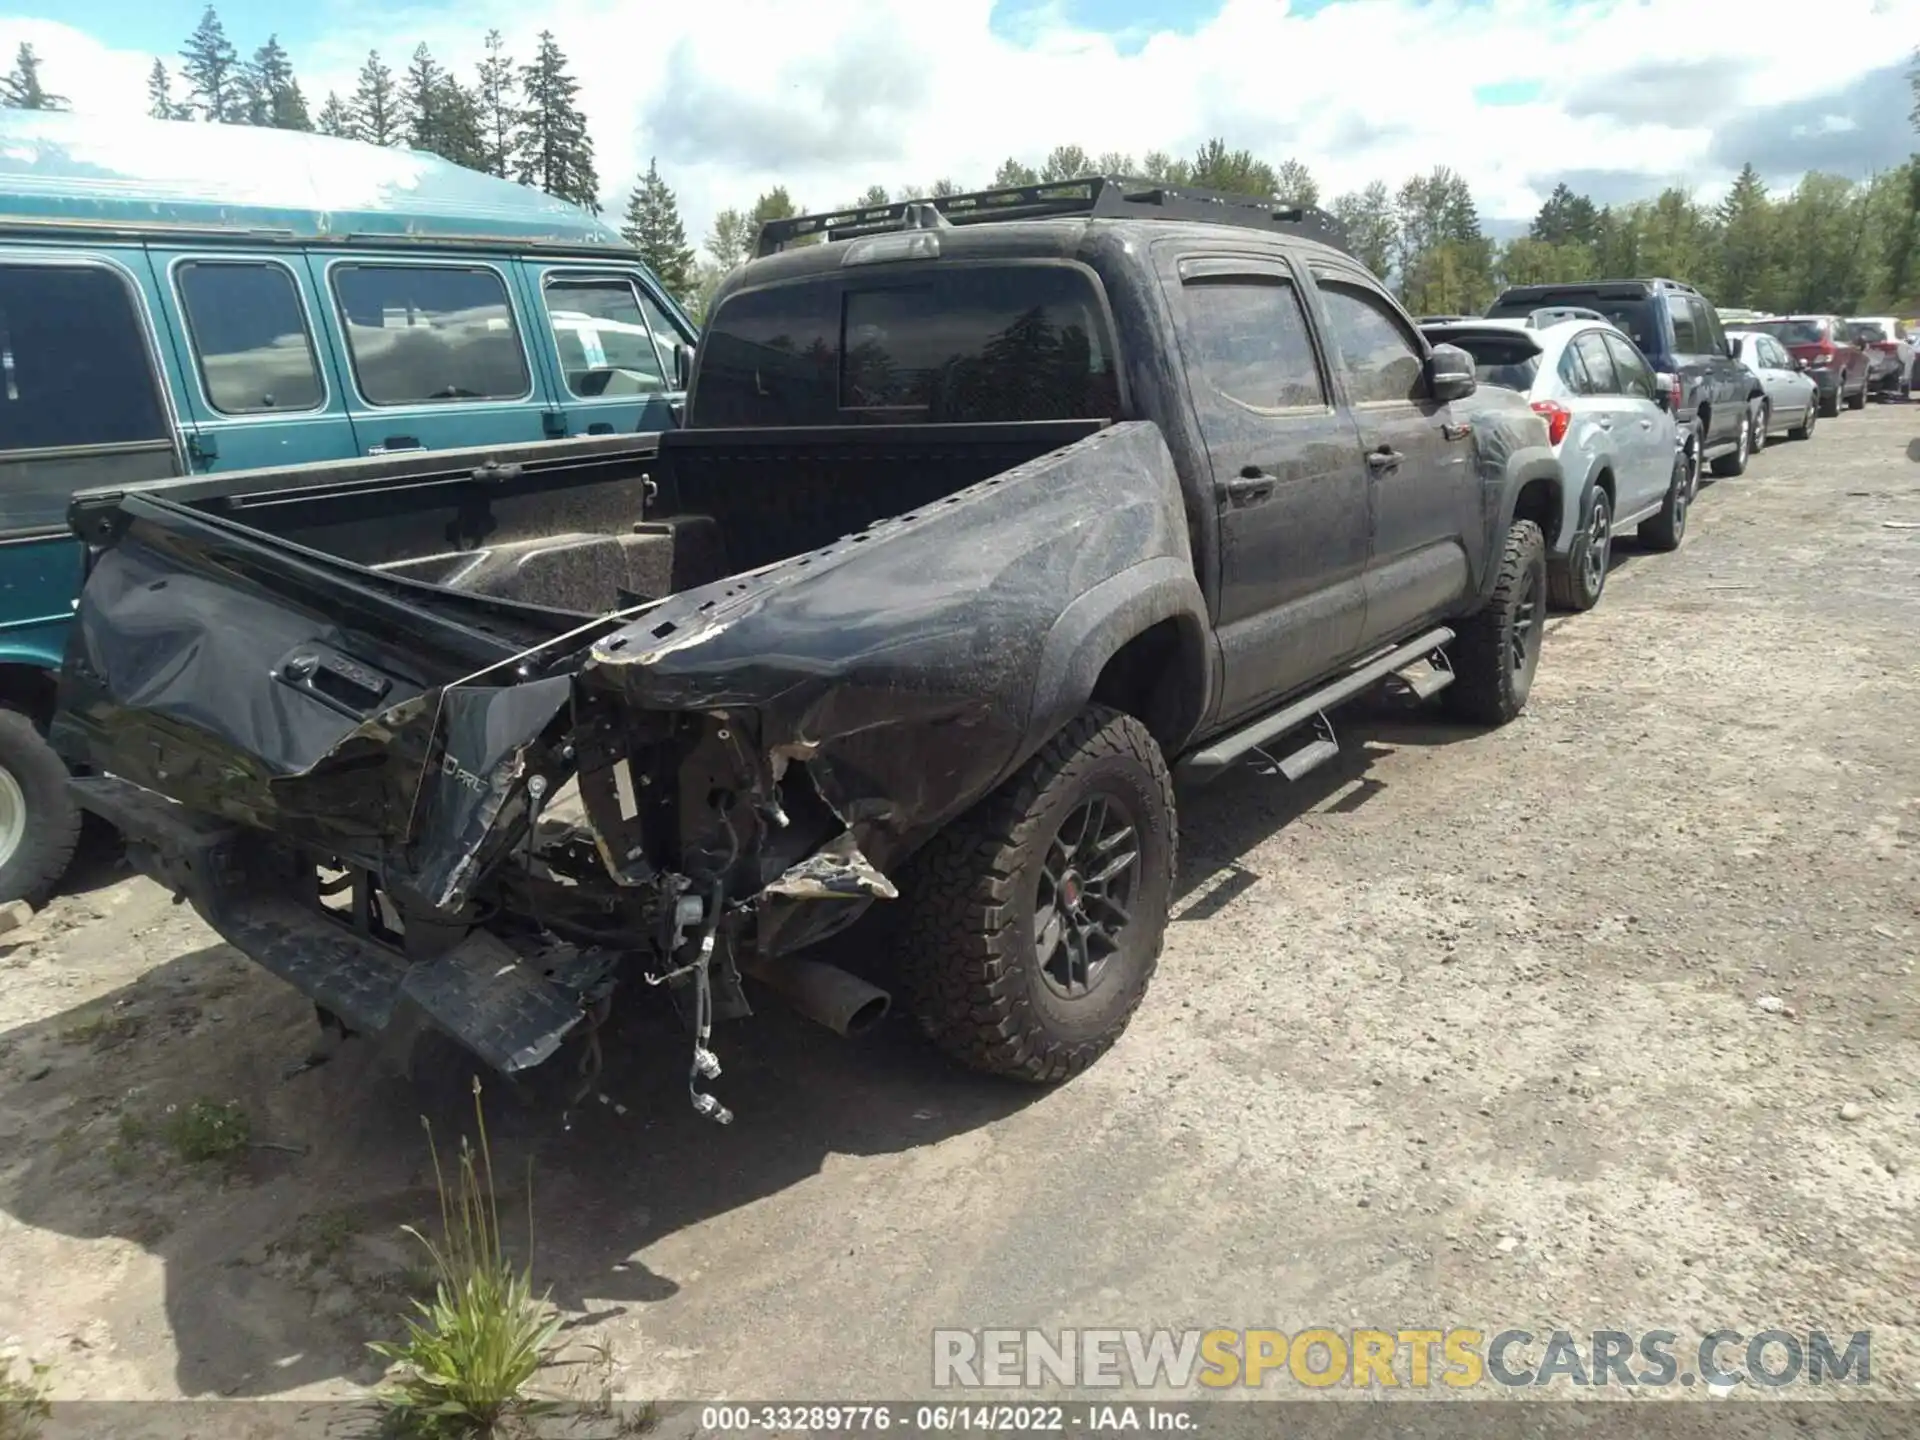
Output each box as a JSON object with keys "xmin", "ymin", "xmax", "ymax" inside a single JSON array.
[
  {"xmin": 1366, "ymin": 447, "xmax": 1402, "ymax": 472},
  {"xmin": 368, "ymin": 435, "xmax": 422, "ymax": 455},
  {"xmin": 1224, "ymin": 468, "xmax": 1276, "ymax": 505},
  {"xmin": 586, "ymin": 422, "xmax": 615, "ymax": 435}
]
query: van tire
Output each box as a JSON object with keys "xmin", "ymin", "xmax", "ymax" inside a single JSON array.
[{"xmin": 0, "ymin": 707, "xmax": 82, "ymax": 905}]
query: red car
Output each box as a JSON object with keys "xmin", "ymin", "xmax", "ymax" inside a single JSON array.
[{"xmin": 1741, "ymin": 316, "xmax": 1871, "ymax": 416}]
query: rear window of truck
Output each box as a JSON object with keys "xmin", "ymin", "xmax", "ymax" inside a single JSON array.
[{"xmin": 693, "ymin": 264, "xmax": 1121, "ymax": 426}]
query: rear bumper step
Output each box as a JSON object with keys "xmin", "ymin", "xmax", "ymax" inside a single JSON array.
[{"xmin": 69, "ymin": 774, "xmax": 606, "ymax": 1074}]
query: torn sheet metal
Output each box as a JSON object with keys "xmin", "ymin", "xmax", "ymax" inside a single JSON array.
[{"xmin": 763, "ymin": 831, "xmax": 898, "ymax": 901}]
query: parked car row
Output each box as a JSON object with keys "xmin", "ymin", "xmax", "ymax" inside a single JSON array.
[{"xmin": 1423, "ymin": 273, "xmax": 1888, "ymax": 619}]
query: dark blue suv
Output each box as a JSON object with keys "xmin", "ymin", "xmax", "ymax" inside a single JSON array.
[{"xmin": 1487, "ymin": 278, "xmax": 1764, "ymax": 484}]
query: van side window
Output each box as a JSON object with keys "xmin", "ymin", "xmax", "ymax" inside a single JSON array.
[
  {"xmin": 177, "ymin": 261, "xmax": 323, "ymax": 414},
  {"xmin": 544, "ymin": 278, "xmax": 668, "ymax": 398},
  {"xmin": 0, "ymin": 262, "xmax": 175, "ymax": 530},
  {"xmin": 331, "ymin": 265, "xmax": 530, "ymax": 406},
  {"xmin": 634, "ymin": 288, "xmax": 690, "ymax": 383}
]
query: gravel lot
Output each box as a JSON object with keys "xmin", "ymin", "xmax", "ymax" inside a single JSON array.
[{"xmin": 0, "ymin": 401, "xmax": 1915, "ymax": 1417}]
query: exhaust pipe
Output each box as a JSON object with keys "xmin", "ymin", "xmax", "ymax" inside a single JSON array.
[{"xmin": 746, "ymin": 958, "xmax": 891, "ymax": 1038}]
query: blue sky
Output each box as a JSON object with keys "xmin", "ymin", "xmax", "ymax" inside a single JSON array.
[{"xmin": 1, "ymin": 0, "xmax": 1913, "ymax": 244}]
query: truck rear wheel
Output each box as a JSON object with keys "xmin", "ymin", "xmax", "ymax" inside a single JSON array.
[
  {"xmin": 897, "ymin": 705, "xmax": 1175, "ymax": 1083},
  {"xmin": 0, "ymin": 707, "xmax": 81, "ymax": 906},
  {"xmin": 1444, "ymin": 518, "xmax": 1546, "ymax": 726}
]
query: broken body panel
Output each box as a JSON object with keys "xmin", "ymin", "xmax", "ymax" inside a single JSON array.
[{"xmin": 54, "ymin": 420, "xmax": 1204, "ymax": 1095}]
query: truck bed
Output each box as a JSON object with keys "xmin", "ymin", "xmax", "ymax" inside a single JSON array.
[{"xmin": 53, "ymin": 416, "xmax": 1201, "ymax": 1079}]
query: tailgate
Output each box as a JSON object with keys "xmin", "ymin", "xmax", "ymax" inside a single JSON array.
[{"xmin": 53, "ymin": 490, "xmax": 612, "ymax": 907}]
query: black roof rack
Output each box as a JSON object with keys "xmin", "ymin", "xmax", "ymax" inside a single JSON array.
[{"xmin": 753, "ymin": 174, "xmax": 1351, "ymax": 259}]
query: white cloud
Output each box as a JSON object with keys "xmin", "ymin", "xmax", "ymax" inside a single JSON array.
[{"xmin": 5, "ymin": 0, "xmax": 1917, "ymax": 255}]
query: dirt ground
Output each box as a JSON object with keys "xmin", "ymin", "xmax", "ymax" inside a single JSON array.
[{"xmin": 0, "ymin": 401, "xmax": 1915, "ymax": 1420}]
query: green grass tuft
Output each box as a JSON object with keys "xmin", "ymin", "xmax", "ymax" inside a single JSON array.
[
  {"xmin": 369, "ymin": 1079, "xmax": 560, "ymax": 1438},
  {"xmin": 163, "ymin": 1099, "xmax": 251, "ymax": 1162},
  {"xmin": 0, "ymin": 1356, "xmax": 52, "ymax": 1440}
]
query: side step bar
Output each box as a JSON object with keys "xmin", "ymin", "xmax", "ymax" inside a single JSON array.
[{"xmin": 1176, "ymin": 627, "xmax": 1454, "ymax": 784}]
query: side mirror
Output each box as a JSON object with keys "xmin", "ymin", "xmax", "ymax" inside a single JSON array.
[
  {"xmin": 1723, "ymin": 337, "xmax": 1739, "ymax": 359},
  {"xmin": 1653, "ymin": 372, "xmax": 1676, "ymax": 410},
  {"xmin": 1427, "ymin": 343, "xmax": 1476, "ymax": 403},
  {"xmin": 673, "ymin": 342, "xmax": 693, "ymax": 391}
]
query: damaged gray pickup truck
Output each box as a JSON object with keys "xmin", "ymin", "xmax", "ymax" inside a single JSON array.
[{"xmin": 51, "ymin": 178, "xmax": 1564, "ymax": 1124}]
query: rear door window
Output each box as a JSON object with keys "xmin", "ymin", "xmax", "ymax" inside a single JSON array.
[
  {"xmin": 1667, "ymin": 298, "xmax": 1699, "ymax": 355},
  {"xmin": 1558, "ymin": 343, "xmax": 1594, "ymax": 394},
  {"xmin": 1602, "ymin": 333, "xmax": 1656, "ymax": 400},
  {"xmin": 1694, "ymin": 299, "xmax": 1727, "ymax": 356},
  {"xmin": 330, "ymin": 264, "xmax": 530, "ymax": 406},
  {"xmin": 1179, "ymin": 274, "xmax": 1327, "ymax": 410},
  {"xmin": 176, "ymin": 260, "xmax": 324, "ymax": 414},
  {"xmin": 1572, "ymin": 332, "xmax": 1619, "ymax": 393},
  {"xmin": 0, "ymin": 261, "xmax": 177, "ymax": 529},
  {"xmin": 544, "ymin": 277, "xmax": 670, "ymax": 398}
]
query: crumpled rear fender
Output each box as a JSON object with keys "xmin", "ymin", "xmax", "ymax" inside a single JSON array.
[{"xmin": 584, "ymin": 421, "xmax": 1198, "ymax": 875}]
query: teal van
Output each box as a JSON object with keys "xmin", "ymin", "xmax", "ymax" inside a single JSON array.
[{"xmin": 0, "ymin": 110, "xmax": 698, "ymax": 902}]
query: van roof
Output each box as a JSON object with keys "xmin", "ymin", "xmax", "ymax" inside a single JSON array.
[{"xmin": 0, "ymin": 109, "xmax": 629, "ymax": 253}]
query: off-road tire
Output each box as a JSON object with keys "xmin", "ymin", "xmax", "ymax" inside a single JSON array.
[
  {"xmin": 1444, "ymin": 518, "xmax": 1546, "ymax": 726},
  {"xmin": 1547, "ymin": 485, "xmax": 1610, "ymax": 613},
  {"xmin": 1846, "ymin": 379, "xmax": 1867, "ymax": 411},
  {"xmin": 1711, "ymin": 408, "xmax": 1752, "ymax": 478},
  {"xmin": 1787, "ymin": 400, "xmax": 1817, "ymax": 441},
  {"xmin": 0, "ymin": 707, "xmax": 81, "ymax": 905},
  {"xmin": 896, "ymin": 705, "xmax": 1176, "ymax": 1083},
  {"xmin": 1639, "ymin": 445, "xmax": 1691, "ymax": 553}
]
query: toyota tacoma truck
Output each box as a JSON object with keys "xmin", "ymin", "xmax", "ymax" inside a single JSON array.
[{"xmin": 51, "ymin": 178, "xmax": 1564, "ymax": 1123}]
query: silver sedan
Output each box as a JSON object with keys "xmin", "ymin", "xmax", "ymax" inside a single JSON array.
[{"xmin": 1727, "ymin": 329, "xmax": 1821, "ymax": 445}]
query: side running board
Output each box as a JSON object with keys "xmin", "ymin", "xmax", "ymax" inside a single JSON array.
[{"xmin": 1176, "ymin": 627, "xmax": 1454, "ymax": 785}]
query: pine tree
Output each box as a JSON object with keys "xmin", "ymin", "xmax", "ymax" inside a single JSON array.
[
  {"xmin": 350, "ymin": 50, "xmax": 400, "ymax": 147},
  {"xmin": 316, "ymin": 91, "xmax": 353, "ymax": 139},
  {"xmin": 431, "ymin": 77, "xmax": 487, "ymax": 170},
  {"xmin": 474, "ymin": 30, "xmax": 516, "ymax": 179},
  {"xmin": 1716, "ymin": 164, "xmax": 1773, "ymax": 307},
  {"xmin": 180, "ymin": 7, "xmax": 243, "ymax": 122},
  {"xmin": 621, "ymin": 159, "xmax": 696, "ymax": 299},
  {"xmin": 147, "ymin": 60, "xmax": 178, "ymax": 121},
  {"xmin": 243, "ymin": 36, "xmax": 307, "ymax": 130},
  {"xmin": 1529, "ymin": 182, "xmax": 1598, "ymax": 248},
  {"xmin": 2, "ymin": 43, "xmax": 67, "ymax": 110},
  {"xmin": 514, "ymin": 31, "xmax": 598, "ymax": 210},
  {"xmin": 403, "ymin": 44, "xmax": 445, "ymax": 153},
  {"xmin": 1273, "ymin": 158, "xmax": 1319, "ymax": 207}
]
